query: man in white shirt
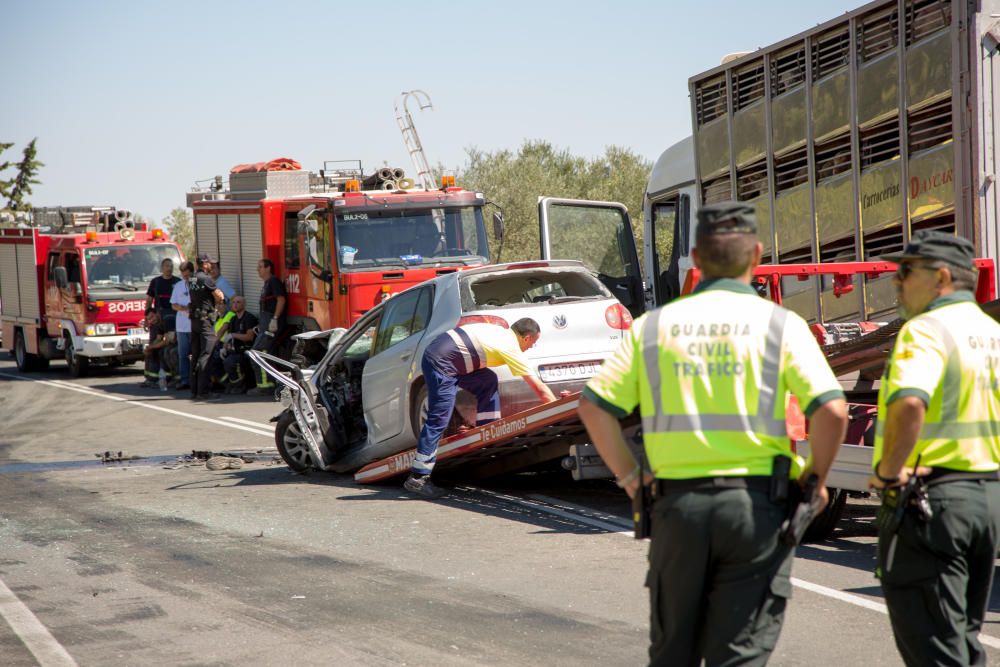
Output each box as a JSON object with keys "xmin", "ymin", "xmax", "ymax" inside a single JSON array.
[{"xmin": 170, "ymin": 261, "xmax": 194, "ymax": 390}]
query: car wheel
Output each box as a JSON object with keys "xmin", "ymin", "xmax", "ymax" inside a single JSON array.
[
  {"xmin": 411, "ymin": 384, "xmax": 429, "ymax": 439},
  {"xmin": 64, "ymin": 334, "xmax": 89, "ymax": 378},
  {"xmin": 803, "ymin": 487, "xmax": 848, "ymax": 543},
  {"xmin": 275, "ymin": 409, "xmax": 314, "ymax": 472}
]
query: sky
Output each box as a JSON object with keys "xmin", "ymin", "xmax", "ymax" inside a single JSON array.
[{"xmin": 2, "ymin": 0, "xmax": 863, "ymax": 224}]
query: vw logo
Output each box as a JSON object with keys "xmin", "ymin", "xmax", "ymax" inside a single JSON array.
[{"xmin": 552, "ymin": 314, "xmax": 567, "ymax": 329}]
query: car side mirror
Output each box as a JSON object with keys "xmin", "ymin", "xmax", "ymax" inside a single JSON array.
[
  {"xmin": 492, "ymin": 211, "xmax": 504, "ymax": 241},
  {"xmin": 53, "ymin": 266, "xmax": 69, "ymax": 289}
]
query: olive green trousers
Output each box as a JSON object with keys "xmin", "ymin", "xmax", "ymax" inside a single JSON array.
[{"xmin": 646, "ymin": 488, "xmax": 793, "ymax": 667}]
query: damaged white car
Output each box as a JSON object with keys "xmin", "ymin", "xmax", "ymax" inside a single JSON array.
[{"xmin": 250, "ymin": 260, "xmax": 633, "ymax": 474}]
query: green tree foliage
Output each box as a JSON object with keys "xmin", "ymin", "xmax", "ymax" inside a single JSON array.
[
  {"xmin": 456, "ymin": 141, "xmax": 652, "ymax": 270},
  {"xmin": 0, "ymin": 142, "xmax": 14, "ymax": 204},
  {"xmin": 162, "ymin": 207, "xmax": 195, "ymax": 260},
  {"xmin": 4, "ymin": 138, "xmax": 44, "ymax": 212}
]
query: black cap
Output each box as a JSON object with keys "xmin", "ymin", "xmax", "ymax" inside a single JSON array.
[
  {"xmin": 196, "ymin": 252, "xmax": 217, "ymax": 264},
  {"xmin": 881, "ymin": 230, "xmax": 975, "ymax": 270},
  {"xmin": 696, "ymin": 201, "xmax": 757, "ymax": 237}
]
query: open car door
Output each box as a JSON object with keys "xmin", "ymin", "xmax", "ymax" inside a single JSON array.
[{"xmin": 538, "ymin": 197, "xmax": 644, "ymax": 319}]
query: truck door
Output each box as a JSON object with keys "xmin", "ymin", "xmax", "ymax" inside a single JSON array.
[
  {"xmin": 646, "ymin": 194, "xmax": 690, "ymax": 307},
  {"xmin": 538, "ymin": 197, "xmax": 644, "ymax": 318},
  {"xmin": 300, "ymin": 210, "xmax": 334, "ymax": 330}
]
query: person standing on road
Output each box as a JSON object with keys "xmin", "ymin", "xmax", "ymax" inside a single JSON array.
[
  {"xmin": 404, "ymin": 318, "xmax": 562, "ymax": 499},
  {"xmin": 145, "ymin": 258, "xmax": 179, "ymax": 318},
  {"xmin": 189, "ymin": 253, "xmax": 225, "ymax": 400},
  {"xmin": 869, "ymin": 231, "xmax": 1000, "ymax": 667},
  {"xmin": 170, "ymin": 261, "xmax": 194, "ymax": 390},
  {"xmin": 578, "ymin": 201, "xmax": 848, "ymax": 666},
  {"xmin": 248, "ymin": 258, "xmax": 287, "ymax": 396}
]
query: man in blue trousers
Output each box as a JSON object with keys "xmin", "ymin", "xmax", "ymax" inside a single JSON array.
[{"xmin": 405, "ymin": 317, "xmax": 560, "ymax": 499}]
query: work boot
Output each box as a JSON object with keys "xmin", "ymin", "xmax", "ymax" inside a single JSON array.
[
  {"xmin": 247, "ymin": 387, "xmax": 274, "ymax": 397},
  {"xmin": 403, "ymin": 473, "xmax": 446, "ymax": 499}
]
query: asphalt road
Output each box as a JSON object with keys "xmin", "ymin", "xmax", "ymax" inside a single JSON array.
[{"xmin": 1, "ymin": 356, "xmax": 999, "ymax": 666}]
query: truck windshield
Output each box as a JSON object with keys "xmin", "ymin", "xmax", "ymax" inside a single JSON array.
[
  {"xmin": 84, "ymin": 244, "xmax": 183, "ymax": 290},
  {"xmin": 334, "ymin": 206, "xmax": 488, "ymax": 270}
]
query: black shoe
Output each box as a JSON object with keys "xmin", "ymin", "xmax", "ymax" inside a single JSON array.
[
  {"xmin": 175, "ymin": 383, "xmax": 190, "ymax": 391},
  {"xmin": 139, "ymin": 379, "xmax": 157, "ymax": 388},
  {"xmin": 197, "ymin": 392, "xmax": 223, "ymax": 402},
  {"xmin": 403, "ymin": 474, "xmax": 446, "ymax": 499}
]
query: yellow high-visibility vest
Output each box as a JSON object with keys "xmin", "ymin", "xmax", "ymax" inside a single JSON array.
[
  {"xmin": 584, "ymin": 279, "xmax": 844, "ymax": 479},
  {"xmin": 874, "ymin": 292, "xmax": 1000, "ymax": 472}
]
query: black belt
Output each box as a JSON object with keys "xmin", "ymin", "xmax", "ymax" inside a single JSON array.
[
  {"xmin": 923, "ymin": 468, "xmax": 1000, "ymax": 486},
  {"xmin": 654, "ymin": 475, "xmax": 772, "ymax": 497}
]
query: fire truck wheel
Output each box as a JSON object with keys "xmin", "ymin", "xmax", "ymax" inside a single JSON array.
[
  {"xmin": 275, "ymin": 410, "xmax": 313, "ymax": 472},
  {"xmin": 64, "ymin": 334, "xmax": 89, "ymax": 378},
  {"xmin": 802, "ymin": 487, "xmax": 848, "ymax": 543},
  {"xmin": 13, "ymin": 330, "xmax": 47, "ymax": 372}
]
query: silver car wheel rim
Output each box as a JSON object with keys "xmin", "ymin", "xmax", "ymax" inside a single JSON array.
[{"xmin": 283, "ymin": 420, "xmax": 312, "ymax": 467}]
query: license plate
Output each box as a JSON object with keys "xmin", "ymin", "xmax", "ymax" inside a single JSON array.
[
  {"xmin": 538, "ymin": 360, "xmax": 602, "ymax": 383},
  {"xmin": 128, "ymin": 328, "xmax": 145, "ymax": 337}
]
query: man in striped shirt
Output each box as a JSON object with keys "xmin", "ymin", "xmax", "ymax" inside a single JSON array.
[{"xmin": 405, "ymin": 318, "xmax": 559, "ymax": 498}]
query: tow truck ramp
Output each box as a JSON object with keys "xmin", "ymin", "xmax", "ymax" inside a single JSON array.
[{"xmin": 355, "ymin": 393, "xmax": 596, "ymax": 484}]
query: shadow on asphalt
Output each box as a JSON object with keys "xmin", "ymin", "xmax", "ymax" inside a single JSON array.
[{"xmin": 164, "ymin": 466, "xmax": 630, "ymax": 536}]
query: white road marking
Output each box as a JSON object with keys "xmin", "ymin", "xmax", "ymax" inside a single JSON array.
[
  {"xmin": 0, "ymin": 373, "xmax": 273, "ymax": 438},
  {"xmin": 790, "ymin": 577, "xmax": 1000, "ymax": 649},
  {"xmin": 220, "ymin": 416, "xmax": 275, "ymax": 433},
  {"xmin": 470, "ymin": 486, "xmax": 1000, "ymax": 650},
  {"xmin": 0, "ymin": 575, "xmax": 79, "ymax": 666}
]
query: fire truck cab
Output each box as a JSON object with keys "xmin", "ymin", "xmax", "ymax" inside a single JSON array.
[
  {"xmin": 189, "ymin": 164, "xmax": 492, "ymax": 332},
  {"xmin": 1, "ymin": 208, "xmax": 184, "ymax": 375}
]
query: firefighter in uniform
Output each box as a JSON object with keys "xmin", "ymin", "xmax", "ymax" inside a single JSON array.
[
  {"xmin": 404, "ymin": 318, "xmax": 560, "ymax": 498},
  {"xmin": 579, "ymin": 202, "xmax": 848, "ymax": 666},
  {"xmin": 189, "ymin": 253, "xmax": 225, "ymax": 400},
  {"xmin": 249, "ymin": 258, "xmax": 287, "ymax": 396},
  {"xmin": 869, "ymin": 231, "xmax": 1000, "ymax": 667}
]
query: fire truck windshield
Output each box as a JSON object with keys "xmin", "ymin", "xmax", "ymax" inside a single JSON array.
[
  {"xmin": 84, "ymin": 244, "xmax": 183, "ymax": 291},
  {"xmin": 334, "ymin": 206, "xmax": 488, "ymax": 270}
]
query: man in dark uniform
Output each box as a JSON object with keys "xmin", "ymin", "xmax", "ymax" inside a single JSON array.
[
  {"xmin": 189, "ymin": 253, "xmax": 225, "ymax": 400},
  {"xmin": 145, "ymin": 258, "xmax": 179, "ymax": 318},
  {"xmin": 579, "ymin": 202, "xmax": 849, "ymax": 666},
  {"xmin": 870, "ymin": 231, "xmax": 1000, "ymax": 666},
  {"xmin": 249, "ymin": 258, "xmax": 287, "ymax": 396},
  {"xmin": 216, "ymin": 295, "xmax": 258, "ymax": 394}
]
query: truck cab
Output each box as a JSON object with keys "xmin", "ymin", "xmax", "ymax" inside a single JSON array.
[{"xmin": 1, "ymin": 216, "xmax": 183, "ymax": 375}]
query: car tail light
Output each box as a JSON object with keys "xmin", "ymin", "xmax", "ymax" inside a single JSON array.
[
  {"xmin": 458, "ymin": 315, "xmax": 509, "ymax": 328},
  {"xmin": 605, "ymin": 303, "xmax": 633, "ymax": 330}
]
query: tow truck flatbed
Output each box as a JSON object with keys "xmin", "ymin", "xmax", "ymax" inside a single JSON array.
[{"xmin": 355, "ymin": 393, "xmax": 599, "ymax": 484}]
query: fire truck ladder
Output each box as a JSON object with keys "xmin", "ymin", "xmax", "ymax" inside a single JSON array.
[{"xmin": 395, "ymin": 90, "xmax": 436, "ymax": 191}]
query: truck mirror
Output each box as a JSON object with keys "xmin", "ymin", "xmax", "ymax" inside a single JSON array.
[
  {"xmin": 53, "ymin": 266, "xmax": 69, "ymax": 289},
  {"xmin": 297, "ymin": 204, "xmax": 317, "ymax": 222},
  {"xmin": 492, "ymin": 211, "xmax": 504, "ymax": 241}
]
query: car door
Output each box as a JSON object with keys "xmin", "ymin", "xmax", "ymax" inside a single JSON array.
[
  {"xmin": 538, "ymin": 197, "xmax": 645, "ymax": 318},
  {"xmin": 361, "ymin": 285, "xmax": 433, "ymax": 442}
]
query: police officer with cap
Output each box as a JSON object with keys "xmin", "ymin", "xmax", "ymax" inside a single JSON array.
[
  {"xmin": 870, "ymin": 230, "xmax": 1000, "ymax": 666},
  {"xmin": 579, "ymin": 201, "xmax": 848, "ymax": 666},
  {"xmin": 189, "ymin": 252, "xmax": 224, "ymax": 400}
]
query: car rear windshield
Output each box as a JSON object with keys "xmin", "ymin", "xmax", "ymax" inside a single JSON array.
[{"xmin": 460, "ymin": 268, "xmax": 611, "ymax": 311}]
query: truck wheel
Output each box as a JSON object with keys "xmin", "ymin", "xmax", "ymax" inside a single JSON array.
[
  {"xmin": 803, "ymin": 487, "xmax": 848, "ymax": 543},
  {"xmin": 13, "ymin": 330, "xmax": 42, "ymax": 372},
  {"xmin": 64, "ymin": 334, "xmax": 89, "ymax": 378},
  {"xmin": 275, "ymin": 410, "xmax": 313, "ymax": 471}
]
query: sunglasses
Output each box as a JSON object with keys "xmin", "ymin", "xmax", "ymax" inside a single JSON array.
[{"xmin": 895, "ymin": 262, "xmax": 940, "ymax": 280}]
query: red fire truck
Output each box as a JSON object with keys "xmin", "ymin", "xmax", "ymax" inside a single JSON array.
[
  {"xmin": 0, "ymin": 208, "xmax": 184, "ymax": 375},
  {"xmin": 189, "ymin": 162, "xmax": 492, "ymax": 331}
]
